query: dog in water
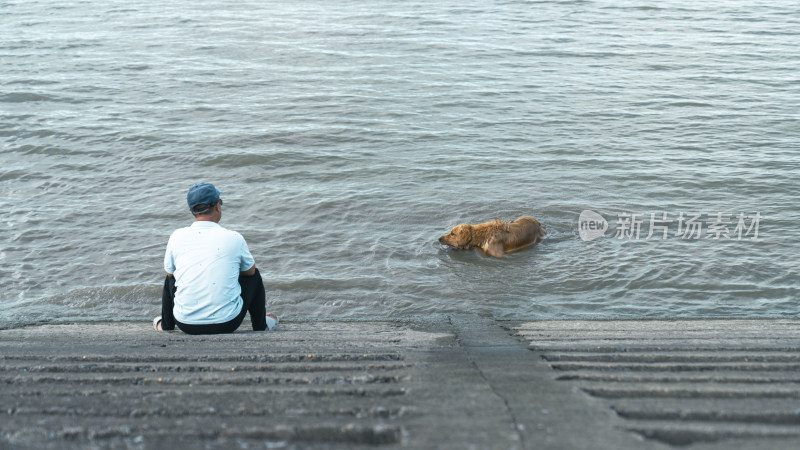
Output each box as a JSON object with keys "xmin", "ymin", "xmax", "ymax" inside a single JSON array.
[{"xmin": 439, "ymin": 216, "xmax": 546, "ymax": 258}]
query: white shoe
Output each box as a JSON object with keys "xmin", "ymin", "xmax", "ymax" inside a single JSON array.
[
  {"xmin": 152, "ymin": 316, "xmax": 162, "ymax": 331},
  {"xmin": 266, "ymin": 314, "xmax": 279, "ymax": 331}
]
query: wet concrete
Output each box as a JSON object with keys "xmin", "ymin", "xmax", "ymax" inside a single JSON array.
[{"xmin": 1, "ymin": 316, "xmax": 798, "ymax": 449}]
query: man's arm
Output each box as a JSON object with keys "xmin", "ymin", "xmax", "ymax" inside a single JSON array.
[{"xmin": 240, "ymin": 264, "xmax": 256, "ymax": 277}]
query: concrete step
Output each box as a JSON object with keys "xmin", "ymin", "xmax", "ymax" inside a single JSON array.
[
  {"xmin": 514, "ymin": 319, "xmax": 800, "ymax": 448},
  {"xmin": 554, "ymin": 370, "xmax": 800, "ymax": 384},
  {"xmin": 623, "ymin": 420, "xmax": 800, "ymax": 446},
  {"xmin": 611, "ymin": 398, "xmax": 800, "ymax": 424},
  {"xmin": 3, "ymin": 415, "xmax": 403, "ymax": 446}
]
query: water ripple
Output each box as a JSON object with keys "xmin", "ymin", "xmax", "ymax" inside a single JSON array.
[{"xmin": 1, "ymin": 0, "xmax": 798, "ymax": 327}]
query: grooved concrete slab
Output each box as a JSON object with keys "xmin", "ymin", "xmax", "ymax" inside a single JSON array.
[
  {"xmin": 2, "ymin": 318, "xmax": 798, "ymax": 449},
  {"xmin": 514, "ymin": 319, "xmax": 800, "ymax": 449}
]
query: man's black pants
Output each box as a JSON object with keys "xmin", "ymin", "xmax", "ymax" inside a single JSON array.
[{"xmin": 161, "ymin": 268, "xmax": 268, "ymax": 334}]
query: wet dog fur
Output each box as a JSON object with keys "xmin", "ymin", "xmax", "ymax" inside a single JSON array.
[{"xmin": 438, "ymin": 216, "xmax": 546, "ymax": 258}]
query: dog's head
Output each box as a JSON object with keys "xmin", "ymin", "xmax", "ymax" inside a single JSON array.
[{"xmin": 439, "ymin": 224, "xmax": 474, "ymax": 250}]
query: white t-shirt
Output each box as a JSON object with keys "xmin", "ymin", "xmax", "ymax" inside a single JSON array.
[{"xmin": 164, "ymin": 221, "xmax": 255, "ymax": 325}]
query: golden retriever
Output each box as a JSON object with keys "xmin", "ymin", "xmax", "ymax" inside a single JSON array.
[{"xmin": 439, "ymin": 216, "xmax": 546, "ymax": 258}]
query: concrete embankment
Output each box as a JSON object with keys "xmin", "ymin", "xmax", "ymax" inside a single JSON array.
[{"xmin": 1, "ymin": 316, "xmax": 798, "ymax": 449}]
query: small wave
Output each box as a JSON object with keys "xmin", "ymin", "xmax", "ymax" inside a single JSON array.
[
  {"xmin": 601, "ymin": 6, "xmax": 664, "ymax": 11},
  {"xmin": 10, "ymin": 144, "xmax": 76, "ymax": 156},
  {"xmin": 0, "ymin": 92, "xmax": 70, "ymax": 103},
  {"xmin": 0, "ymin": 169, "xmax": 27, "ymax": 182},
  {"xmin": 667, "ymin": 101, "xmax": 715, "ymax": 108},
  {"xmin": 3, "ymin": 79, "xmax": 60, "ymax": 86},
  {"xmin": 517, "ymin": 50, "xmax": 627, "ymax": 59},
  {"xmin": 205, "ymin": 149, "xmax": 354, "ymax": 169},
  {"xmin": 58, "ymin": 42, "xmax": 101, "ymax": 50},
  {"xmin": 121, "ymin": 64, "xmax": 151, "ymax": 71}
]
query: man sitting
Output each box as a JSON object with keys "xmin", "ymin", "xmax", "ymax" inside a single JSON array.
[{"xmin": 153, "ymin": 182, "xmax": 278, "ymax": 334}]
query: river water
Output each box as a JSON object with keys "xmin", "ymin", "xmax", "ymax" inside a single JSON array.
[{"xmin": 2, "ymin": 0, "xmax": 798, "ymax": 328}]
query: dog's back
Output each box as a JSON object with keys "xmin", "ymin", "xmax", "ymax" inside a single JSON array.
[{"xmin": 498, "ymin": 216, "xmax": 546, "ymax": 254}]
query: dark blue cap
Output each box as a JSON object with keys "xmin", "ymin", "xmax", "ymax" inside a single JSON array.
[{"xmin": 187, "ymin": 182, "xmax": 221, "ymax": 212}]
